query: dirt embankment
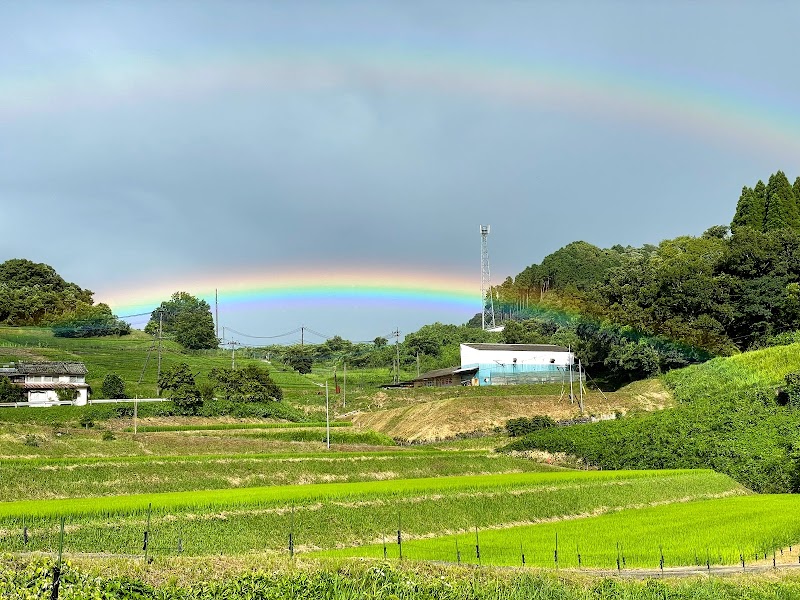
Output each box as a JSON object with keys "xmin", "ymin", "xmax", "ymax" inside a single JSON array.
[{"xmin": 350, "ymin": 379, "xmax": 672, "ymax": 443}]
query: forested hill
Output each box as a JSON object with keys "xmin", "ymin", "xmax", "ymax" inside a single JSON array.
[
  {"xmin": 493, "ymin": 170, "xmax": 800, "ymax": 359},
  {"xmin": 0, "ymin": 259, "xmax": 129, "ymax": 337}
]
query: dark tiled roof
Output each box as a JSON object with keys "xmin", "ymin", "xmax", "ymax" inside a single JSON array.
[
  {"xmin": 461, "ymin": 343, "xmax": 570, "ymax": 353},
  {"xmin": 16, "ymin": 362, "xmax": 87, "ymax": 375}
]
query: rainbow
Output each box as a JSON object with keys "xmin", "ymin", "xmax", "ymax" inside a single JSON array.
[
  {"xmin": 1, "ymin": 45, "xmax": 799, "ymax": 159},
  {"xmin": 95, "ymin": 267, "xmax": 479, "ymax": 318}
]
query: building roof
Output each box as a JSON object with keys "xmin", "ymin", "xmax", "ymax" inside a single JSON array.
[
  {"xmin": 461, "ymin": 343, "xmax": 570, "ymax": 353},
  {"xmin": 14, "ymin": 362, "xmax": 88, "ymax": 375},
  {"xmin": 414, "ymin": 365, "xmax": 478, "ymax": 381}
]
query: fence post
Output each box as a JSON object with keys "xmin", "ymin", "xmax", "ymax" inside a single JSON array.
[
  {"xmin": 383, "ymin": 533, "xmax": 387, "ymax": 560},
  {"xmin": 288, "ymin": 505, "xmax": 294, "ymax": 558},
  {"xmin": 475, "ymin": 526, "xmax": 481, "ymax": 566},
  {"xmin": 456, "ymin": 538, "xmax": 460, "ymax": 564},
  {"xmin": 577, "ymin": 543, "xmax": 581, "ymax": 569},
  {"xmin": 143, "ymin": 503, "xmax": 151, "ymax": 562},
  {"xmin": 51, "ymin": 517, "xmax": 64, "ymax": 600},
  {"xmin": 554, "ymin": 532, "xmax": 558, "ymax": 570},
  {"xmin": 616, "ymin": 542, "xmax": 621, "ymax": 573},
  {"xmin": 659, "ymin": 545, "xmax": 664, "ymax": 574},
  {"xmin": 397, "ymin": 513, "xmax": 402, "ymax": 561}
]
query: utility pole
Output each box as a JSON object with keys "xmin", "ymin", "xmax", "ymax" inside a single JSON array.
[
  {"xmin": 325, "ymin": 381, "xmax": 330, "ymax": 449},
  {"xmin": 480, "ymin": 225, "xmax": 496, "ymax": 330},
  {"xmin": 226, "ymin": 340, "xmax": 241, "ymax": 369},
  {"xmin": 416, "ymin": 352, "xmax": 420, "ymax": 378},
  {"xmin": 392, "ymin": 329, "xmax": 401, "ymax": 384},
  {"xmin": 343, "ymin": 362, "xmax": 346, "ymax": 409},
  {"xmin": 215, "ymin": 289, "xmax": 219, "ymax": 339},
  {"xmin": 301, "ymin": 326, "xmax": 304, "ymax": 347},
  {"xmin": 578, "ymin": 359, "xmax": 585, "ymax": 414},
  {"xmin": 568, "ymin": 346, "xmax": 574, "ymax": 404},
  {"xmin": 156, "ymin": 309, "xmax": 164, "ymax": 395}
]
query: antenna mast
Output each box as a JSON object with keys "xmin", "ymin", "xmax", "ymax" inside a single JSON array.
[{"xmin": 480, "ymin": 225, "xmax": 496, "ymax": 330}]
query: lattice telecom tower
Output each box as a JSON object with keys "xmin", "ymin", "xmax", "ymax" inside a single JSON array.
[{"xmin": 480, "ymin": 225, "xmax": 496, "ymax": 330}]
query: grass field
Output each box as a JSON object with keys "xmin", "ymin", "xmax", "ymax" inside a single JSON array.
[
  {"xmin": 4, "ymin": 326, "xmax": 800, "ymax": 598},
  {"xmin": 663, "ymin": 342, "xmax": 800, "ymax": 404},
  {"xmin": 8, "ymin": 557, "xmax": 800, "ymax": 599}
]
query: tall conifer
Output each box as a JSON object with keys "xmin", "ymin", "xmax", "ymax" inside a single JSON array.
[
  {"xmin": 764, "ymin": 171, "xmax": 798, "ymax": 231},
  {"xmin": 752, "ymin": 180, "xmax": 767, "ymax": 230},
  {"xmin": 794, "ymin": 177, "xmax": 800, "ymax": 224},
  {"xmin": 731, "ymin": 186, "xmax": 756, "ymax": 229}
]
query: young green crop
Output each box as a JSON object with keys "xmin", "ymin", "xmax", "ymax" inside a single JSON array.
[
  {"xmin": 323, "ymin": 494, "xmax": 800, "ymax": 569},
  {"xmin": 0, "ymin": 470, "xmax": 743, "ymax": 556},
  {"xmin": 0, "ymin": 450, "xmax": 558, "ymax": 500},
  {"xmin": 124, "ymin": 421, "xmax": 352, "ymax": 433}
]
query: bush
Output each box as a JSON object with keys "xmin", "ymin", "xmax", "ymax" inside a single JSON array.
[
  {"xmin": 101, "ymin": 373, "xmax": 127, "ymax": 399},
  {"xmin": 506, "ymin": 415, "xmax": 556, "ymax": 437}
]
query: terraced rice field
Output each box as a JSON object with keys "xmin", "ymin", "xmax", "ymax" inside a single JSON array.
[
  {"xmin": 0, "ymin": 469, "xmax": 744, "ymax": 558},
  {"xmin": 323, "ymin": 494, "xmax": 800, "ymax": 569}
]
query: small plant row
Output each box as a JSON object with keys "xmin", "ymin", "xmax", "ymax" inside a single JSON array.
[
  {"xmin": 0, "ymin": 450, "xmax": 554, "ymax": 501},
  {"xmin": 122, "ymin": 421, "xmax": 352, "ymax": 433},
  {"xmin": 322, "ymin": 494, "xmax": 800, "ymax": 570},
  {"xmin": 0, "ymin": 470, "xmax": 741, "ymax": 556}
]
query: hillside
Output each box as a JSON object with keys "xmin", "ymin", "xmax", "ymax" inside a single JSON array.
[
  {"xmin": 352, "ymin": 379, "xmax": 671, "ymax": 442},
  {"xmin": 0, "ymin": 326, "xmax": 326, "ymax": 404},
  {"xmin": 504, "ymin": 342, "xmax": 800, "ymax": 493}
]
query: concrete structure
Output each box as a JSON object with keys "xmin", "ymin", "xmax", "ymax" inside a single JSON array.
[
  {"xmin": 0, "ymin": 362, "xmax": 90, "ymax": 406},
  {"xmin": 460, "ymin": 343, "xmax": 574, "ymax": 386},
  {"xmin": 411, "ymin": 343, "xmax": 577, "ymax": 388}
]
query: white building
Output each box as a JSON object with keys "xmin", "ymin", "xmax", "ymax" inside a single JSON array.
[
  {"xmin": 0, "ymin": 362, "xmax": 90, "ymax": 406},
  {"xmin": 459, "ymin": 343, "xmax": 575, "ymax": 385}
]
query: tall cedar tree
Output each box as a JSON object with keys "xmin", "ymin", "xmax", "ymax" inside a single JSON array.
[
  {"xmin": 795, "ymin": 177, "xmax": 800, "ymax": 218},
  {"xmin": 752, "ymin": 180, "xmax": 767, "ymax": 229},
  {"xmin": 764, "ymin": 171, "xmax": 798, "ymax": 231},
  {"xmin": 732, "ymin": 186, "xmax": 757, "ymax": 229}
]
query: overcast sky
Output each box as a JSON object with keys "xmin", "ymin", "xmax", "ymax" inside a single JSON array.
[{"xmin": 2, "ymin": 2, "xmax": 800, "ymax": 343}]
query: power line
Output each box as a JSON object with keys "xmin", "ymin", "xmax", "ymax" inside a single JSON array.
[{"xmin": 223, "ymin": 327, "xmax": 302, "ymax": 339}]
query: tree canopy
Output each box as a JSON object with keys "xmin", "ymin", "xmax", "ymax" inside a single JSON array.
[
  {"xmin": 208, "ymin": 365, "xmax": 282, "ymax": 402},
  {"xmin": 145, "ymin": 292, "xmax": 218, "ymax": 350},
  {"xmin": 0, "ymin": 259, "xmax": 94, "ymax": 326}
]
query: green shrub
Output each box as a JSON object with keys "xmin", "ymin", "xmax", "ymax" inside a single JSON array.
[
  {"xmin": 101, "ymin": 373, "xmax": 126, "ymax": 399},
  {"xmin": 506, "ymin": 415, "xmax": 556, "ymax": 437}
]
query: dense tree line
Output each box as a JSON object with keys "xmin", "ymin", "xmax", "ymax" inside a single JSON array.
[{"xmin": 487, "ymin": 171, "xmax": 800, "ymax": 363}]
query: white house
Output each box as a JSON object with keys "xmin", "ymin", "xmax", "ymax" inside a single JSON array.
[{"xmin": 0, "ymin": 362, "xmax": 90, "ymax": 406}]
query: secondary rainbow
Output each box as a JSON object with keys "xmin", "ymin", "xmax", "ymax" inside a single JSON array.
[{"xmin": 2, "ymin": 42, "xmax": 799, "ymax": 159}]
